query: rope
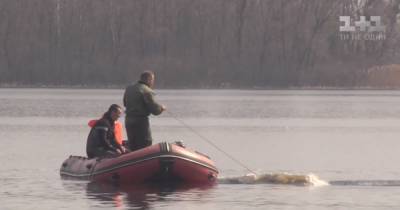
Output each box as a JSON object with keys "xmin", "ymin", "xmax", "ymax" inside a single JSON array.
[{"xmin": 166, "ymin": 110, "xmax": 258, "ymax": 175}]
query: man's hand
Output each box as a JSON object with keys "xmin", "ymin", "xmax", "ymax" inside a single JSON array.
[{"xmin": 161, "ymin": 105, "xmax": 167, "ymax": 112}]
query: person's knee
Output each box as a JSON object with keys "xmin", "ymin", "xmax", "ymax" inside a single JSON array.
[{"xmin": 145, "ymin": 140, "xmax": 152, "ymax": 147}]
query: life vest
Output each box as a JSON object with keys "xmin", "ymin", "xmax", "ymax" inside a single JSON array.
[
  {"xmin": 113, "ymin": 121, "xmax": 123, "ymax": 145},
  {"xmin": 88, "ymin": 119, "xmax": 123, "ymax": 145}
]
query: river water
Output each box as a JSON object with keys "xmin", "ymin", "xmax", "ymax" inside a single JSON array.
[{"xmin": 2, "ymin": 88, "xmax": 400, "ymax": 209}]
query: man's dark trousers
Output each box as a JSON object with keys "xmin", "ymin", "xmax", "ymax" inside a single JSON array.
[{"xmin": 125, "ymin": 117, "xmax": 152, "ymax": 151}]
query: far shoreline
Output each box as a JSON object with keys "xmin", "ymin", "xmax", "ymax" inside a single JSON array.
[{"xmin": 2, "ymin": 84, "xmax": 400, "ymax": 91}]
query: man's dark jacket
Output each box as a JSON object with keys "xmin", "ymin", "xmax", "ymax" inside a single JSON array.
[
  {"xmin": 123, "ymin": 81, "xmax": 163, "ymax": 151},
  {"xmin": 123, "ymin": 81, "xmax": 163, "ymax": 118},
  {"xmin": 86, "ymin": 116, "xmax": 120, "ymax": 158}
]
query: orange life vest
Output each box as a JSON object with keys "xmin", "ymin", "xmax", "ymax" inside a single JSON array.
[{"xmin": 88, "ymin": 119, "xmax": 123, "ymax": 145}]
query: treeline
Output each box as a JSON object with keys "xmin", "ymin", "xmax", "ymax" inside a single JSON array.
[{"xmin": 0, "ymin": 0, "xmax": 399, "ymax": 88}]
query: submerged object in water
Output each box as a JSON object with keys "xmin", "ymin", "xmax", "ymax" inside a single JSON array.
[
  {"xmin": 218, "ymin": 173, "xmax": 329, "ymax": 186},
  {"xmin": 60, "ymin": 142, "xmax": 218, "ymax": 184}
]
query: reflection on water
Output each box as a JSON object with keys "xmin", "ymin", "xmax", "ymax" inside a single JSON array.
[
  {"xmin": 86, "ymin": 182, "xmax": 157, "ymax": 209},
  {"xmin": 62, "ymin": 180, "xmax": 215, "ymax": 209}
]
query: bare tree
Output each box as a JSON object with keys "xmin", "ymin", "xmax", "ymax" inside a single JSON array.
[{"xmin": 0, "ymin": 0, "xmax": 399, "ymax": 88}]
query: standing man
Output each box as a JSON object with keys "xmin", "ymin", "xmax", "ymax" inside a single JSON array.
[{"xmin": 123, "ymin": 71, "xmax": 166, "ymax": 151}]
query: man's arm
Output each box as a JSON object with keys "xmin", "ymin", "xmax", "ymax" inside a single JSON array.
[
  {"xmin": 110, "ymin": 136, "xmax": 125, "ymax": 153},
  {"xmin": 95, "ymin": 126, "xmax": 120, "ymax": 153},
  {"xmin": 143, "ymin": 92, "xmax": 165, "ymax": 115},
  {"xmin": 123, "ymin": 89, "xmax": 127, "ymax": 107}
]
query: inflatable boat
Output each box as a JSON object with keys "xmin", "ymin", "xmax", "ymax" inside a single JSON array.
[{"xmin": 60, "ymin": 142, "xmax": 218, "ymax": 184}]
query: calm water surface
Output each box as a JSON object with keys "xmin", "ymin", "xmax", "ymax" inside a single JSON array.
[{"xmin": 2, "ymin": 89, "xmax": 400, "ymax": 209}]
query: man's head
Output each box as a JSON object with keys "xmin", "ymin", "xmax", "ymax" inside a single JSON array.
[
  {"xmin": 140, "ymin": 71, "xmax": 155, "ymax": 88},
  {"xmin": 108, "ymin": 104, "xmax": 123, "ymax": 121}
]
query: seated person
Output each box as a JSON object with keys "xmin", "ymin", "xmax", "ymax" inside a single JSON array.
[
  {"xmin": 86, "ymin": 104, "xmax": 125, "ymax": 158},
  {"xmin": 88, "ymin": 116, "xmax": 125, "ymax": 148}
]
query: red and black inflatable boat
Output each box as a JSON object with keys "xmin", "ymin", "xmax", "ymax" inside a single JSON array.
[{"xmin": 60, "ymin": 142, "xmax": 218, "ymax": 184}]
